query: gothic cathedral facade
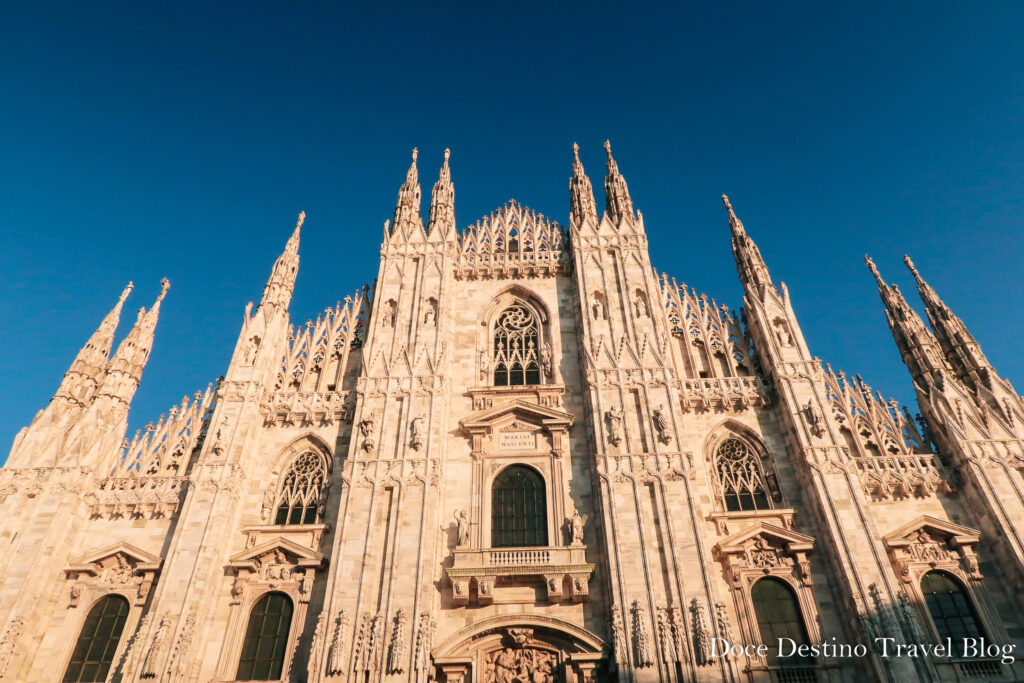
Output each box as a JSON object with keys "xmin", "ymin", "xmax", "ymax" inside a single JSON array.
[{"xmin": 3, "ymin": 143, "xmax": 1024, "ymax": 683}]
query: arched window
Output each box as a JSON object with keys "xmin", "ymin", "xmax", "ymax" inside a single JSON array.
[
  {"xmin": 237, "ymin": 592, "xmax": 293, "ymax": 681},
  {"xmin": 274, "ymin": 451, "xmax": 327, "ymax": 525},
  {"xmin": 921, "ymin": 571, "xmax": 985, "ymax": 641},
  {"xmin": 751, "ymin": 578, "xmax": 813, "ymax": 665},
  {"xmin": 492, "ymin": 465, "xmax": 547, "ymax": 547},
  {"xmin": 493, "ymin": 305, "xmax": 541, "ymax": 386},
  {"xmin": 715, "ymin": 438, "xmax": 771, "ymax": 511},
  {"xmin": 63, "ymin": 594, "xmax": 130, "ymax": 682}
]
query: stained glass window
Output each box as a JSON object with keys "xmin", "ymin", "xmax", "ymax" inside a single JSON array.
[
  {"xmin": 921, "ymin": 571, "xmax": 984, "ymax": 642},
  {"xmin": 63, "ymin": 595, "xmax": 130, "ymax": 682},
  {"xmin": 493, "ymin": 305, "xmax": 541, "ymax": 386},
  {"xmin": 751, "ymin": 578, "xmax": 813, "ymax": 665},
  {"xmin": 716, "ymin": 438, "xmax": 771, "ymax": 511},
  {"xmin": 492, "ymin": 465, "xmax": 547, "ymax": 547},
  {"xmin": 237, "ymin": 592, "xmax": 293, "ymax": 681},
  {"xmin": 274, "ymin": 451, "xmax": 327, "ymax": 525}
]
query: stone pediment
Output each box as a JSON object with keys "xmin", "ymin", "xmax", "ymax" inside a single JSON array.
[
  {"xmin": 66, "ymin": 541, "xmax": 162, "ymax": 575},
  {"xmin": 883, "ymin": 515, "xmax": 980, "ymax": 550},
  {"xmin": 461, "ymin": 400, "xmax": 574, "ymax": 458},
  {"xmin": 228, "ymin": 537, "xmax": 325, "ymax": 571},
  {"xmin": 460, "ymin": 400, "xmax": 573, "ymax": 434},
  {"xmin": 715, "ymin": 522, "xmax": 814, "ymax": 555}
]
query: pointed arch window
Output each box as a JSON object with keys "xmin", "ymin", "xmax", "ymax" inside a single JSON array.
[
  {"xmin": 921, "ymin": 571, "xmax": 985, "ymax": 641},
  {"xmin": 274, "ymin": 451, "xmax": 327, "ymax": 525},
  {"xmin": 493, "ymin": 305, "xmax": 541, "ymax": 386},
  {"xmin": 63, "ymin": 594, "xmax": 130, "ymax": 683},
  {"xmin": 751, "ymin": 578, "xmax": 813, "ymax": 665},
  {"xmin": 716, "ymin": 438, "xmax": 771, "ymax": 511},
  {"xmin": 492, "ymin": 465, "xmax": 548, "ymax": 547},
  {"xmin": 237, "ymin": 592, "xmax": 293, "ymax": 681}
]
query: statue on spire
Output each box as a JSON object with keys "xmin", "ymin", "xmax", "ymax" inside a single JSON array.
[
  {"xmin": 392, "ymin": 148, "xmax": 424, "ymax": 238},
  {"xmin": 569, "ymin": 142, "xmax": 596, "ymax": 229},
  {"xmin": 428, "ymin": 148, "xmax": 455, "ymax": 238},
  {"xmin": 603, "ymin": 140, "xmax": 634, "ymax": 224},
  {"xmin": 259, "ymin": 213, "xmax": 303, "ymax": 313},
  {"xmin": 721, "ymin": 194, "xmax": 771, "ymax": 291}
]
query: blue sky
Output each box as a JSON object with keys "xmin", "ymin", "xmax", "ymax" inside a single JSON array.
[{"xmin": 2, "ymin": 3, "xmax": 1022, "ymax": 460}]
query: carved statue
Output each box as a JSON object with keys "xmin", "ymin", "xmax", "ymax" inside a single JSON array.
[
  {"xmin": 803, "ymin": 400, "xmax": 824, "ymax": 436},
  {"xmin": 140, "ymin": 614, "xmax": 170, "ymax": 678},
  {"xmin": 606, "ymin": 406, "xmax": 624, "ymax": 446},
  {"xmin": 540, "ymin": 343, "xmax": 553, "ymax": 379},
  {"xmin": 359, "ymin": 415, "xmax": 376, "ymax": 437},
  {"xmin": 592, "ymin": 300, "xmax": 605, "ymax": 320},
  {"xmin": 568, "ymin": 510, "xmax": 587, "ymax": 545},
  {"xmin": 244, "ymin": 335, "xmax": 261, "ymax": 364},
  {"xmin": 231, "ymin": 576, "xmax": 245, "ymax": 603},
  {"xmin": 423, "ymin": 304, "xmax": 435, "ymax": 326},
  {"xmin": 634, "ymin": 293, "xmax": 649, "ymax": 318},
  {"xmin": 652, "ymin": 405, "xmax": 671, "ymax": 443},
  {"xmin": 455, "ymin": 509, "xmax": 470, "ymax": 546},
  {"xmin": 410, "ymin": 416, "xmax": 425, "ymax": 451},
  {"xmin": 69, "ymin": 581, "xmax": 83, "ymax": 607},
  {"xmin": 479, "ymin": 348, "xmax": 490, "ymax": 382}
]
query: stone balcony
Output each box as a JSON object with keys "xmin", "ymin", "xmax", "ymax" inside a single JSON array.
[{"xmin": 446, "ymin": 545, "xmax": 595, "ymax": 606}]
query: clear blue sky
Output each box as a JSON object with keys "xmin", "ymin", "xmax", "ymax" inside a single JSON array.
[{"xmin": 2, "ymin": 3, "xmax": 1022, "ymax": 461}]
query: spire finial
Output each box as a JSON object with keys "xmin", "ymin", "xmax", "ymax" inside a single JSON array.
[
  {"xmin": 412, "ymin": 147, "xmax": 418, "ymax": 162},
  {"xmin": 119, "ymin": 281, "xmax": 134, "ymax": 304},
  {"xmin": 443, "ymin": 147, "xmax": 450, "ymax": 162},
  {"xmin": 572, "ymin": 142, "xmax": 581, "ymax": 164},
  {"xmin": 156, "ymin": 278, "xmax": 170, "ymax": 302},
  {"xmin": 721, "ymin": 194, "xmax": 745, "ymax": 236},
  {"xmin": 903, "ymin": 254, "xmax": 922, "ymax": 282},
  {"xmin": 603, "ymin": 139, "xmax": 614, "ymax": 163},
  {"xmin": 865, "ymin": 255, "xmax": 885, "ymax": 285}
]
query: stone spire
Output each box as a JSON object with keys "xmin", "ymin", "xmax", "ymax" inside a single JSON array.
[
  {"xmin": 7, "ymin": 282, "xmax": 136, "ymax": 467},
  {"xmin": 603, "ymin": 140, "xmax": 634, "ymax": 225},
  {"xmin": 260, "ymin": 212, "xmax": 303, "ymax": 313},
  {"xmin": 428, "ymin": 148, "xmax": 455, "ymax": 238},
  {"xmin": 722, "ymin": 195, "xmax": 773, "ymax": 291},
  {"xmin": 99, "ymin": 279, "xmax": 170, "ymax": 406},
  {"xmin": 866, "ymin": 256, "xmax": 947, "ymax": 388},
  {"xmin": 60, "ymin": 279, "xmax": 169, "ymax": 468},
  {"xmin": 53, "ymin": 281, "xmax": 134, "ymax": 409},
  {"xmin": 392, "ymin": 148, "xmax": 424, "ymax": 238},
  {"xmin": 569, "ymin": 142, "xmax": 597, "ymax": 229},
  {"xmin": 904, "ymin": 255, "xmax": 993, "ymax": 391}
]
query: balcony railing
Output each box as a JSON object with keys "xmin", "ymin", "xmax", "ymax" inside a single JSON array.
[{"xmin": 446, "ymin": 545, "xmax": 594, "ymax": 606}]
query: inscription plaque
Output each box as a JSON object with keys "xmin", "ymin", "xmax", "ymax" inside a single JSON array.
[{"xmin": 499, "ymin": 431, "xmax": 536, "ymax": 450}]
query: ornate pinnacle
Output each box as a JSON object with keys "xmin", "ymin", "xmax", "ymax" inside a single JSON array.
[
  {"xmin": 722, "ymin": 194, "xmax": 745, "ymax": 236},
  {"xmin": 429, "ymin": 148, "xmax": 455, "ymax": 236},
  {"xmin": 603, "ymin": 140, "xmax": 634, "ymax": 223},
  {"xmin": 865, "ymin": 255, "xmax": 884, "ymax": 285},
  {"xmin": 568, "ymin": 142, "xmax": 596, "ymax": 226}
]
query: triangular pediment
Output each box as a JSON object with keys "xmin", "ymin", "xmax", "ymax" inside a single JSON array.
[
  {"xmin": 460, "ymin": 399, "xmax": 574, "ymax": 434},
  {"xmin": 228, "ymin": 536, "xmax": 325, "ymax": 569},
  {"xmin": 883, "ymin": 515, "xmax": 980, "ymax": 548},
  {"xmin": 67, "ymin": 541, "xmax": 162, "ymax": 574},
  {"xmin": 716, "ymin": 522, "xmax": 814, "ymax": 554}
]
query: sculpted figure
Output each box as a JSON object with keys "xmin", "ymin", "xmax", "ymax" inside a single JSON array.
[
  {"xmin": 455, "ymin": 509, "xmax": 470, "ymax": 546},
  {"xmin": 606, "ymin": 406, "xmax": 624, "ymax": 446},
  {"xmin": 479, "ymin": 348, "xmax": 490, "ymax": 382},
  {"xmin": 568, "ymin": 510, "xmax": 587, "ymax": 545},
  {"xmin": 652, "ymin": 405, "xmax": 671, "ymax": 443},
  {"xmin": 410, "ymin": 416, "xmax": 425, "ymax": 450},
  {"xmin": 540, "ymin": 344, "xmax": 553, "ymax": 379}
]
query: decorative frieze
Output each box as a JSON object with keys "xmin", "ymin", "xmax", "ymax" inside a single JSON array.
[
  {"xmin": 677, "ymin": 377, "xmax": 766, "ymax": 412},
  {"xmin": 326, "ymin": 609, "xmax": 350, "ymax": 676},
  {"xmin": 86, "ymin": 476, "xmax": 187, "ymax": 519},
  {"xmin": 259, "ymin": 390, "xmax": 354, "ymax": 427},
  {"xmin": 630, "ymin": 600, "xmax": 654, "ymax": 668}
]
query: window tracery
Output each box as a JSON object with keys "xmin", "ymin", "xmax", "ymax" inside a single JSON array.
[
  {"xmin": 491, "ymin": 465, "xmax": 547, "ymax": 547},
  {"xmin": 715, "ymin": 438, "xmax": 771, "ymax": 511},
  {"xmin": 63, "ymin": 595, "xmax": 130, "ymax": 683},
  {"xmin": 274, "ymin": 451, "xmax": 327, "ymax": 525},
  {"xmin": 236, "ymin": 592, "xmax": 293, "ymax": 681},
  {"xmin": 492, "ymin": 305, "xmax": 541, "ymax": 387}
]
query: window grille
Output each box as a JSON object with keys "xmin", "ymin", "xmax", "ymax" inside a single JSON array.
[
  {"xmin": 751, "ymin": 578, "xmax": 813, "ymax": 666},
  {"xmin": 493, "ymin": 305, "xmax": 541, "ymax": 386},
  {"xmin": 237, "ymin": 592, "xmax": 293, "ymax": 681},
  {"xmin": 274, "ymin": 451, "xmax": 327, "ymax": 525},
  {"xmin": 716, "ymin": 438, "xmax": 771, "ymax": 511},
  {"xmin": 492, "ymin": 465, "xmax": 548, "ymax": 547},
  {"xmin": 63, "ymin": 595, "xmax": 130, "ymax": 683},
  {"xmin": 921, "ymin": 571, "xmax": 985, "ymax": 641}
]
